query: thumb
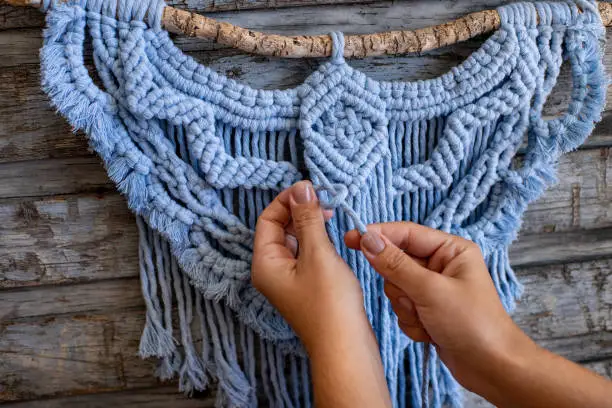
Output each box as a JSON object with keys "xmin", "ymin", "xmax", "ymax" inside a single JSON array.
[
  {"xmin": 289, "ymin": 181, "xmax": 333, "ymax": 253},
  {"xmin": 360, "ymin": 231, "xmax": 440, "ymax": 302}
]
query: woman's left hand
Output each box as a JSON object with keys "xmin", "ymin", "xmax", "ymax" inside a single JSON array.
[{"xmin": 251, "ymin": 181, "xmax": 368, "ymax": 354}]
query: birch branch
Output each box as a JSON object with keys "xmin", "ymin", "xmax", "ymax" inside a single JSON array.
[{"xmin": 4, "ymin": 0, "xmax": 612, "ymax": 58}]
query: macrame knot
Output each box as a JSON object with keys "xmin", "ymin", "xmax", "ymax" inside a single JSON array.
[
  {"xmin": 314, "ymin": 182, "xmax": 367, "ymax": 234},
  {"xmin": 329, "ymin": 31, "xmax": 345, "ymax": 64},
  {"xmin": 38, "ymin": 0, "xmax": 608, "ymax": 406},
  {"xmin": 315, "ymin": 183, "xmax": 349, "ymax": 210}
]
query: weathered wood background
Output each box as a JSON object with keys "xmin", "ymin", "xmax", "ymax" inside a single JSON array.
[{"xmin": 1, "ymin": 0, "xmax": 611, "ymax": 406}]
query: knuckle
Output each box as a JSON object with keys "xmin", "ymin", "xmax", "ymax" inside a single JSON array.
[
  {"xmin": 292, "ymin": 208, "xmax": 321, "ymax": 232},
  {"xmin": 453, "ymin": 236, "xmax": 480, "ymax": 253},
  {"xmin": 441, "ymin": 237, "xmax": 458, "ymax": 252},
  {"xmin": 441, "ymin": 237, "xmax": 476, "ymax": 261},
  {"xmin": 467, "ymin": 241, "xmax": 483, "ymax": 255},
  {"xmin": 382, "ymin": 248, "xmax": 409, "ymax": 276}
]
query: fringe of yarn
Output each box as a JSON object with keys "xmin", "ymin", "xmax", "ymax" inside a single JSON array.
[
  {"xmin": 137, "ymin": 217, "xmax": 313, "ymax": 407},
  {"xmin": 40, "ymin": 0, "xmax": 606, "ymax": 407}
]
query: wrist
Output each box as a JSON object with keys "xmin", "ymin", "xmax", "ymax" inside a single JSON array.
[
  {"xmin": 304, "ymin": 309, "xmax": 374, "ymax": 359},
  {"xmin": 472, "ymin": 324, "xmax": 541, "ymax": 403}
]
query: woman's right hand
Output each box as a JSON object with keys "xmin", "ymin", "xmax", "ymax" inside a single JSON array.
[
  {"xmin": 346, "ymin": 223, "xmax": 612, "ymax": 408},
  {"xmin": 344, "ymin": 223, "xmax": 535, "ymax": 395}
]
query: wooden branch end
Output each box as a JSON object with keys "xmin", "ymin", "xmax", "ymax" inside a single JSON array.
[{"xmin": 599, "ymin": 2, "xmax": 612, "ymax": 26}]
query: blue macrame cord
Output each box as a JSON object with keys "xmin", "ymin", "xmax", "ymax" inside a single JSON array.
[{"xmin": 39, "ymin": 0, "xmax": 606, "ymax": 407}]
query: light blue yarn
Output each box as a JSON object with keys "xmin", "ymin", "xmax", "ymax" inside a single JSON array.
[{"xmin": 39, "ymin": 1, "xmax": 606, "ymax": 407}]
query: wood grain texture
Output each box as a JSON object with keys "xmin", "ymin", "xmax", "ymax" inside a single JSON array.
[
  {"xmin": 160, "ymin": 5, "xmax": 502, "ymax": 57},
  {"xmin": 0, "ymin": 147, "xmax": 611, "ymax": 289},
  {"xmin": 0, "ymin": 280, "xmax": 143, "ymax": 321},
  {"xmin": 1, "ymin": 148, "xmax": 609, "ymax": 233},
  {"xmin": 518, "ymin": 147, "xmax": 612, "ymax": 235},
  {"xmin": 1, "ymin": 257, "xmax": 610, "ymax": 401},
  {"xmin": 5, "ymin": 0, "xmax": 611, "ymax": 63},
  {"xmin": 510, "ymin": 227, "xmax": 612, "ymax": 267},
  {"xmin": 3, "ymin": 5, "xmax": 612, "ymax": 61},
  {"xmin": 0, "ymin": 157, "xmax": 111, "ymax": 199},
  {"xmin": 0, "ymin": 1, "xmax": 510, "ymax": 31},
  {"xmin": 1, "ymin": 0, "xmax": 612, "ymax": 405},
  {"xmin": 1, "ymin": 386, "xmax": 214, "ymax": 407},
  {"xmin": 515, "ymin": 258, "xmax": 612, "ymax": 344},
  {"xmin": 2, "ymin": 194, "xmax": 612, "ymax": 291},
  {"xmin": 5, "ymin": 0, "xmax": 610, "ymax": 58},
  {"xmin": 0, "ymin": 0, "xmax": 379, "ymax": 31},
  {"xmin": 166, "ymin": 0, "xmax": 374, "ymax": 13},
  {"xmin": 0, "ymin": 4, "xmax": 43, "ymax": 29},
  {"xmin": 0, "ymin": 194, "xmax": 137, "ymax": 288},
  {"xmin": 0, "ymin": 311, "xmax": 159, "ymax": 401}
]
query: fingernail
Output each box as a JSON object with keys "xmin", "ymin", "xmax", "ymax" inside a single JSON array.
[
  {"xmin": 293, "ymin": 182, "xmax": 313, "ymax": 204},
  {"xmin": 398, "ymin": 297, "xmax": 413, "ymax": 312},
  {"xmin": 361, "ymin": 232, "xmax": 385, "ymax": 256}
]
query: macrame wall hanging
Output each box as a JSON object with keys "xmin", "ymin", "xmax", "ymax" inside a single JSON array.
[{"xmin": 13, "ymin": 0, "xmax": 610, "ymax": 406}]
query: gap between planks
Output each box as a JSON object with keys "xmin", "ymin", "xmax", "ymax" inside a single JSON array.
[
  {"xmin": 0, "ymin": 0, "xmax": 382, "ymax": 31},
  {"xmin": 1, "ymin": 257, "xmax": 611, "ymax": 401}
]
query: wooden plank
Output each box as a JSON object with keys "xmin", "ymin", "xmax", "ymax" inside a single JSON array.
[
  {"xmin": 514, "ymin": 258, "xmax": 612, "ymax": 344},
  {"xmin": 0, "ymin": 280, "xmax": 143, "ymax": 321},
  {"xmin": 0, "ymin": 157, "xmax": 111, "ymax": 199},
  {"xmin": 5, "ymin": 354, "xmax": 610, "ymax": 408},
  {"xmin": 0, "ymin": 1, "xmax": 510, "ymax": 30},
  {"xmin": 0, "ymin": 63, "xmax": 92, "ymax": 163},
  {"xmin": 166, "ymin": 0, "xmax": 375, "ymax": 13},
  {"xmin": 0, "ymin": 311, "xmax": 159, "ymax": 401},
  {"xmin": 0, "ymin": 193, "xmax": 137, "ymax": 289},
  {"xmin": 1, "ymin": 147, "xmax": 610, "ymax": 226},
  {"xmin": 0, "ymin": 6, "xmax": 44, "ymax": 30},
  {"xmin": 184, "ymin": 0, "xmax": 507, "ymax": 35},
  {"xmin": 0, "ymin": 193, "xmax": 610, "ymax": 290},
  {"xmin": 0, "ymin": 1, "xmax": 380, "ymax": 31},
  {"xmin": 0, "ymin": 29, "xmax": 46, "ymax": 68},
  {"xmin": 519, "ymin": 147, "xmax": 612, "ymax": 235},
  {"xmin": 6, "ymin": 359, "xmax": 610, "ymax": 408},
  {"xmin": 1, "ymin": 256, "xmax": 610, "ymax": 400},
  {"xmin": 509, "ymin": 227, "xmax": 612, "ymax": 268},
  {"xmin": 4, "ymin": 257, "xmax": 611, "ymax": 354},
  {"xmin": 3, "ymin": 19, "xmax": 612, "ymax": 69},
  {"xmin": 0, "ymin": 147, "xmax": 610, "ymax": 288},
  {"xmin": 0, "ymin": 386, "xmax": 214, "ymax": 407}
]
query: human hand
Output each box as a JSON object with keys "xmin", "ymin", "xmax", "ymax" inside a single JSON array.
[
  {"xmin": 344, "ymin": 223, "xmax": 537, "ymax": 394},
  {"xmin": 252, "ymin": 181, "xmax": 371, "ymax": 354}
]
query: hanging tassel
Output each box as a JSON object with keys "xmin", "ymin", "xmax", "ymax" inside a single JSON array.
[
  {"xmin": 154, "ymin": 233, "xmax": 182, "ymax": 379},
  {"xmin": 203, "ymin": 299, "xmax": 250, "ymax": 407},
  {"xmin": 136, "ymin": 217, "xmax": 177, "ymax": 359},
  {"xmin": 238, "ymin": 322, "xmax": 257, "ymax": 407}
]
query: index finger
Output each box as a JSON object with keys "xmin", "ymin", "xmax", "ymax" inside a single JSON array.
[{"xmin": 344, "ymin": 222, "xmax": 470, "ymax": 259}]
